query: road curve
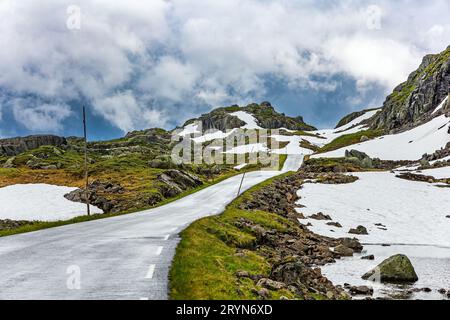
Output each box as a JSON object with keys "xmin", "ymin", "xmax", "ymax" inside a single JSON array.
[{"xmin": 0, "ymin": 155, "xmax": 303, "ymax": 300}]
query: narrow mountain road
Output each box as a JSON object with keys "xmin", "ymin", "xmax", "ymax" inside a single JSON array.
[{"xmin": 0, "ymin": 155, "xmax": 303, "ymax": 300}]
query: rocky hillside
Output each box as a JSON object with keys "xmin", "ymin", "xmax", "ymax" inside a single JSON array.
[
  {"xmin": 182, "ymin": 101, "xmax": 316, "ymax": 131},
  {"xmin": 334, "ymin": 108, "xmax": 379, "ymax": 129},
  {"xmin": 370, "ymin": 46, "xmax": 450, "ymax": 132},
  {"xmin": 0, "ymin": 135, "xmax": 67, "ymax": 156},
  {"xmin": 0, "ymin": 126, "xmax": 236, "ymax": 216}
]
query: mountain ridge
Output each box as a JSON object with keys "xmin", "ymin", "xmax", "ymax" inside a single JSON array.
[
  {"xmin": 369, "ymin": 46, "xmax": 450, "ymax": 132},
  {"xmin": 182, "ymin": 101, "xmax": 316, "ymax": 132}
]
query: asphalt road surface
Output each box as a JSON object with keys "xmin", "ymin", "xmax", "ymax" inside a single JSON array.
[{"xmin": 0, "ymin": 155, "xmax": 302, "ymax": 300}]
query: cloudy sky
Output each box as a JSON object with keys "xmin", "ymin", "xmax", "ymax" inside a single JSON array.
[{"xmin": 0, "ymin": 0, "xmax": 449, "ymax": 139}]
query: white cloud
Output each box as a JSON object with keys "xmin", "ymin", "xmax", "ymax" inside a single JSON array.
[
  {"xmin": 0, "ymin": 0, "xmax": 449, "ymax": 132},
  {"xmin": 93, "ymin": 91, "xmax": 167, "ymax": 132},
  {"xmin": 326, "ymin": 36, "xmax": 421, "ymax": 89},
  {"xmin": 11, "ymin": 99, "xmax": 73, "ymax": 132},
  {"xmin": 139, "ymin": 57, "xmax": 199, "ymax": 102}
]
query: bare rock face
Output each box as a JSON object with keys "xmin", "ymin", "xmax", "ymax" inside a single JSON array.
[
  {"xmin": 181, "ymin": 102, "xmax": 316, "ymax": 132},
  {"xmin": 157, "ymin": 170, "xmax": 203, "ymax": 198},
  {"xmin": 370, "ymin": 46, "xmax": 450, "ymax": 132},
  {"xmin": 182, "ymin": 109, "xmax": 245, "ymax": 132},
  {"xmin": 0, "ymin": 135, "xmax": 67, "ymax": 156},
  {"xmin": 64, "ymin": 180, "xmax": 123, "ymax": 213},
  {"xmin": 244, "ymin": 102, "xmax": 316, "ymax": 131}
]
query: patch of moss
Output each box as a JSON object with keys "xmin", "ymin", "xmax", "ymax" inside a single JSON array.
[{"xmin": 388, "ymin": 83, "xmax": 416, "ymax": 107}]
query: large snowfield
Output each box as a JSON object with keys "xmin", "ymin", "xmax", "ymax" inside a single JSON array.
[
  {"xmin": 297, "ymin": 171, "xmax": 450, "ymax": 298},
  {"xmin": 312, "ymin": 112, "xmax": 450, "ymax": 161},
  {"xmin": 0, "ymin": 184, "xmax": 102, "ymax": 221},
  {"xmin": 298, "ymin": 172, "xmax": 450, "ymax": 246}
]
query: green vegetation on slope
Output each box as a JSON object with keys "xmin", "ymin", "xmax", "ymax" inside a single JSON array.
[
  {"xmin": 317, "ymin": 130, "xmax": 383, "ymax": 154},
  {"xmin": 169, "ymin": 174, "xmax": 301, "ymax": 300}
]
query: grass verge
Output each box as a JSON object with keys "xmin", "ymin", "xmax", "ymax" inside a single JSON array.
[{"xmin": 169, "ymin": 172, "xmax": 326, "ymax": 300}]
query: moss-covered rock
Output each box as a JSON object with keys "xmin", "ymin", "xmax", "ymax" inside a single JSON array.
[{"xmin": 362, "ymin": 254, "xmax": 418, "ymax": 283}]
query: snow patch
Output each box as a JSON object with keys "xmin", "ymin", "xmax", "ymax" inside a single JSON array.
[
  {"xmin": 224, "ymin": 143, "xmax": 268, "ymax": 154},
  {"xmin": 230, "ymin": 111, "xmax": 262, "ymax": 129},
  {"xmin": 336, "ymin": 109, "xmax": 381, "ymax": 131},
  {"xmin": 177, "ymin": 123, "xmax": 200, "ymax": 136},
  {"xmin": 432, "ymin": 96, "xmax": 448, "ymax": 114},
  {"xmin": 270, "ymin": 135, "xmax": 314, "ymax": 155},
  {"xmin": 234, "ymin": 163, "xmax": 248, "ymax": 170},
  {"xmin": 192, "ymin": 129, "xmax": 236, "ymax": 143},
  {"xmin": 0, "ymin": 184, "xmax": 103, "ymax": 221}
]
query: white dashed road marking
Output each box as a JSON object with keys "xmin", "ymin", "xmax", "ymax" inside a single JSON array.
[
  {"xmin": 155, "ymin": 246, "xmax": 163, "ymax": 256},
  {"xmin": 145, "ymin": 264, "xmax": 156, "ymax": 279}
]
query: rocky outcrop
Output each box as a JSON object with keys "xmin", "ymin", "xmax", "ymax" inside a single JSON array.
[
  {"xmin": 243, "ymin": 102, "xmax": 316, "ymax": 131},
  {"xmin": 370, "ymin": 46, "xmax": 450, "ymax": 132},
  {"xmin": 83, "ymin": 128, "xmax": 172, "ymax": 158},
  {"xmin": 362, "ymin": 254, "xmax": 419, "ymax": 283},
  {"xmin": 181, "ymin": 101, "xmax": 316, "ymax": 132},
  {"xmin": 301, "ymin": 154, "xmax": 413, "ymax": 173},
  {"xmin": 335, "ymin": 109, "xmax": 377, "ymax": 129},
  {"xmin": 344, "ymin": 149, "xmax": 378, "ymax": 169},
  {"xmin": 396, "ymin": 172, "xmax": 449, "ymax": 185},
  {"xmin": 309, "ymin": 212, "xmax": 332, "ymax": 221},
  {"xmin": 420, "ymin": 147, "xmax": 450, "ymax": 165},
  {"xmin": 182, "ymin": 109, "xmax": 245, "ymax": 132},
  {"xmin": 64, "ymin": 181, "xmax": 124, "ymax": 213},
  {"xmin": 348, "ymin": 225, "xmax": 369, "ymax": 235},
  {"xmin": 157, "ymin": 170, "xmax": 203, "ymax": 198},
  {"xmin": 239, "ymin": 173, "xmax": 304, "ymax": 218},
  {"xmin": 0, "ymin": 135, "xmax": 67, "ymax": 156}
]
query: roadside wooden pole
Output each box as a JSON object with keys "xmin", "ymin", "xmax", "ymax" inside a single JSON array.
[
  {"xmin": 237, "ymin": 171, "xmax": 246, "ymax": 197},
  {"xmin": 83, "ymin": 105, "xmax": 91, "ymax": 216},
  {"xmin": 237, "ymin": 146, "xmax": 254, "ymax": 196}
]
